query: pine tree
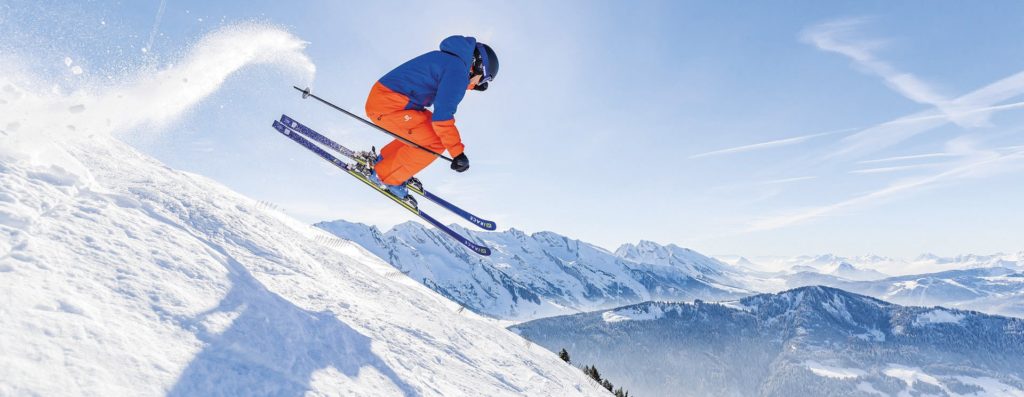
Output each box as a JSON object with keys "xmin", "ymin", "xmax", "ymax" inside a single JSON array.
[
  {"xmin": 558, "ymin": 348, "xmax": 571, "ymax": 364},
  {"xmin": 579, "ymin": 363, "xmax": 631, "ymax": 396},
  {"xmin": 588, "ymin": 365, "xmax": 602, "ymax": 383}
]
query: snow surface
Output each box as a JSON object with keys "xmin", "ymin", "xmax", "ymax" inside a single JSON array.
[
  {"xmin": 0, "ymin": 24, "xmax": 606, "ymax": 396},
  {"xmin": 884, "ymin": 364, "xmax": 949, "ymax": 396},
  {"xmin": 880, "ymin": 365, "xmax": 1024, "ymax": 397},
  {"xmin": 601, "ymin": 304, "xmax": 670, "ymax": 323},
  {"xmin": 856, "ymin": 381, "xmax": 886, "ymax": 396},
  {"xmin": 954, "ymin": 376, "xmax": 1024, "ymax": 397},
  {"xmin": 914, "ymin": 309, "xmax": 966, "ymax": 326},
  {"xmin": 718, "ymin": 300, "xmax": 753, "ymax": 313},
  {"xmin": 803, "ymin": 360, "xmax": 866, "ymax": 380}
]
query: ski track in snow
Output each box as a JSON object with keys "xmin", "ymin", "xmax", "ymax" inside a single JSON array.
[{"xmin": 0, "ymin": 24, "xmax": 604, "ymax": 396}]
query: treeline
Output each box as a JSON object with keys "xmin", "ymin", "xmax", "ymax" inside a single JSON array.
[{"xmin": 558, "ymin": 348, "xmax": 632, "ymax": 397}]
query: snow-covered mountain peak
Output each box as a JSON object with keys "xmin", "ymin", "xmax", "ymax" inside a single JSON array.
[
  {"xmin": 743, "ymin": 285, "xmax": 890, "ymax": 309},
  {"xmin": 615, "ymin": 239, "xmax": 686, "ymax": 257},
  {"xmin": 388, "ymin": 220, "xmax": 430, "ymax": 235},
  {"xmin": 835, "ymin": 262, "xmax": 857, "ymax": 271},
  {"xmin": 506, "ymin": 227, "xmax": 529, "ymax": 238},
  {"xmin": 828, "ymin": 261, "xmax": 889, "ymax": 281},
  {"xmin": 738, "ymin": 286, "xmax": 893, "ymax": 332},
  {"xmin": 795, "ymin": 253, "xmax": 842, "ymax": 266},
  {"xmin": 614, "ymin": 240, "xmax": 730, "ymax": 276},
  {"xmin": 734, "ymin": 256, "xmax": 758, "ymax": 268}
]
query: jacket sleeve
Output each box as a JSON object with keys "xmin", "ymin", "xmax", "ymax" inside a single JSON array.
[{"xmin": 431, "ymin": 60, "xmax": 470, "ymax": 157}]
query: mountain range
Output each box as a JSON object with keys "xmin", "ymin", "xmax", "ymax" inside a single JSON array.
[
  {"xmin": 321, "ymin": 220, "xmax": 1024, "ymax": 320},
  {"xmin": 720, "ymin": 253, "xmax": 1024, "ymax": 276},
  {"xmin": 512, "ymin": 286, "xmax": 1024, "ymax": 397},
  {"xmin": 316, "ymin": 220, "xmax": 753, "ymax": 321},
  {"xmin": 784, "ymin": 267, "xmax": 1024, "ymax": 318}
]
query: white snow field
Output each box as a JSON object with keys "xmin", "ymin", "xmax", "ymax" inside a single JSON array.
[{"xmin": 0, "ymin": 25, "xmax": 606, "ymax": 396}]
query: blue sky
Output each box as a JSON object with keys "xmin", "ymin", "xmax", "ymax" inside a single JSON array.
[{"xmin": 3, "ymin": 1, "xmax": 1023, "ymax": 257}]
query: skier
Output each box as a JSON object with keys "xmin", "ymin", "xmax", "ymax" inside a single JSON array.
[{"xmin": 359, "ymin": 35, "xmax": 498, "ymax": 206}]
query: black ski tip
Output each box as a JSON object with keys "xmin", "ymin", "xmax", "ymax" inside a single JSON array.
[
  {"xmin": 271, "ymin": 120, "xmax": 289, "ymax": 134},
  {"xmin": 280, "ymin": 114, "xmax": 297, "ymax": 129}
]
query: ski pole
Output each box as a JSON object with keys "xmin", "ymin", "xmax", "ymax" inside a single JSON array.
[{"xmin": 292, "ymin": 86, "xmax": 454, "ymax": 163}]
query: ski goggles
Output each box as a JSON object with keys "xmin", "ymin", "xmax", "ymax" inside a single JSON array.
[{"xmin": 475, "ymin": 43, "xmax": 494, "ymax": 83}]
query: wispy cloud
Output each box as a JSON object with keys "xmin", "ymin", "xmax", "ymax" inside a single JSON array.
[
  {"xmin": 858, "ymin": 152, "xmax": 958, "ymax": 164},
  {"xmin": 849, "ymin": 163, "xmax": 945, "ymax": 174},
  {"xmin": 801, "ymin": 18, "xmax": 977, "ymax": 126},
  {"xmin": 689, "ymin": 128, "xmax": 855, "ymax": 159},
  {"xmin": 747, "ymin": 148, "xmax": 1024, "ymax": 232},
  {"xmin": 889, "ymin": 100, "xmax": 1024, "ymax": 125},
  {"xmin": 832, "ymin": 97, "xmax": 1024, "ymax": 160},
  {"xmin": 698, "ymin": 99, "xmax": 1024, "ymax": 162},
  {"xmin": 755, "ymin": 176, "xmax": 818, "ymax": 185}
]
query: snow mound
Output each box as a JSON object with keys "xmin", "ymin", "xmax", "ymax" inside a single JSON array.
[
  {"xmin": 915, "ymin": 308, "xmax": 966, "ymax": 326},
  {"xmin": 803, "ymin": 360, "xmax": 866, "ymax": 380},
  {"xmin": 602, "ymin": 303, "xmax": 669, "ymax": 323},
  {"xmin": 884, "ymin": 365, "xmax": 947, "ymax": 393},
  {"xmin": 0, "ymin": 25, "xmax": 602, "ymax": 396}
]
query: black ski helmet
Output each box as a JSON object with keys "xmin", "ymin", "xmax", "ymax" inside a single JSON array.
[{"xmin": 472, "ymin": 42, "xmax": 498, "ymax": 91}]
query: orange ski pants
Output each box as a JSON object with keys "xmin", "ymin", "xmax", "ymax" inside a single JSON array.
[{"xmin": 365, "ymin": 82, "xmax": 460, "ymax": 186}]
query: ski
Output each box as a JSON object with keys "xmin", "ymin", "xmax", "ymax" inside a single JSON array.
[
  {"xmin": 271, "ymin": 120, "xmax": 491, "ymax": 256},
  {"xmin": 278, "ymin": 114, "xmax": 496, "ymax": 231}
]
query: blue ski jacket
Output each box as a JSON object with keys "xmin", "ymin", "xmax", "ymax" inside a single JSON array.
[{"xmin": 377, "ymin": 35, "xmax": 476, "ymax": 122}]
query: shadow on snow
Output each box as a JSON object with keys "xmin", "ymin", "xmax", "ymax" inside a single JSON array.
[{"xmin": 167, "ymin": 247, "xmax": 418, "ymax": 396}]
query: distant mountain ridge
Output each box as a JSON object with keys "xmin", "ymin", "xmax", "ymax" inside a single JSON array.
[
  {"xmin": 320, "ymin": 220, "xmax": 1024, "ymax": 320},
  {"xmin": 721, "ymin": 252, "xmax": 1024, "ymax": 275},
  {"xmin": 316, "ymin": 220, "xmax": 753, "ymax": 321},
  {"xmin": 785, "ymin": 267, "xmax": 1024, "ymax": 318},
  {"xmin": 512, "ymin": 286, "xmax": 1024, "ymax": 397}
]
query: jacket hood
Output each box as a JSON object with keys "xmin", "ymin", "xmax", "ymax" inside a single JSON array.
[{"xmin": 439, "ymin": 35, "xmax": 477, "ymax": 67}]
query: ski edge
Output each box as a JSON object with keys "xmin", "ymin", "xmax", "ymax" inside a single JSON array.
[
  {"xmin": 279, "ymin": 114, "xmax": 497, "ymax": 231},
  {"xmin": 271, "ymin": 120, "xmax": 491, "ymax": 256}
]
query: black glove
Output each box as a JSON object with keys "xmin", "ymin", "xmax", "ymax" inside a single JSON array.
[{"xmin": 451, "ymin": 153, "xmax": 470, "ymax": 172}]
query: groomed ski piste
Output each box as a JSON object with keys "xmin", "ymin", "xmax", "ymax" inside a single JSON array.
[{"xmin": 0, "ymin": 24, "xmax": 607, "ymax": 396}]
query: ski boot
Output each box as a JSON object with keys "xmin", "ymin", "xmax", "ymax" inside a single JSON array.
[
  {"xmin": 361, "ymin": 162, "xmax": 418, "ymax": 209},
  {"xmin": 375, "ymin": 176, "xmax": 417, "ymax": 209},
  {"xmin": 404, "ymin": 177, "xmax": 424, "ymax": 194},
  {"xmin": 351, "ymin": 147, "xmax": 379, "ymax": 178}
]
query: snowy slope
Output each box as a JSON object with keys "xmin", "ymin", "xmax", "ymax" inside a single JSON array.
[
  {"xmin": 317, "ymin": 220, "xmax": 754, "ymax": 321},
  {"xmin": 0, "ymin": 25, "xmax": 608, "ymax": 397},
  {"xmin": 512, "ymin": 287, "xmax": 1024, "ymax": 397}
]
